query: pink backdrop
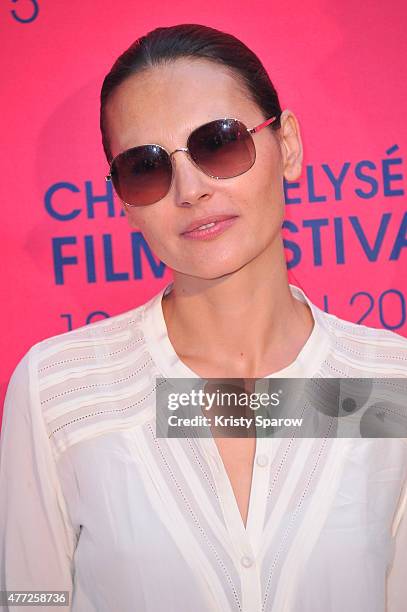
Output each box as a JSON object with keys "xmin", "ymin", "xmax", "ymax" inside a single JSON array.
[{"xmin": 1, "ymin": 1, "xmax": 406, "ymax": 425}]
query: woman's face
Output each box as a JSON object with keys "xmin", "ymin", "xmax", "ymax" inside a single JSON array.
[{"xmin": 104, "ymin": 58, "xmax": 302, "ymax": 280}]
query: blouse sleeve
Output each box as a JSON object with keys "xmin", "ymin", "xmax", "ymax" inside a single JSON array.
[
  {"xmin": 386, "ymin": 469, "xmax": 407, "ymax": 612},
  {"xmin": 0, "ymin": 345, "xmax": 77, "ymax": 611}
]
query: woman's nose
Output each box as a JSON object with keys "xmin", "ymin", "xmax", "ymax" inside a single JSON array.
[{"xmin": 169, "ymin": 149, "xmax": 212, "ymax": 206}]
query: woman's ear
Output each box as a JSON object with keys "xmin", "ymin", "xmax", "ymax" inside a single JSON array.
[{"xmin": 278, "ymin": 109, "xmax": 303, "ymax": 182}]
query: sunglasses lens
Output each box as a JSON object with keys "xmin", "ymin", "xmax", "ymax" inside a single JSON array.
[
  {"xmin": 188, "ymin": 119, "xmax": 255, "ymax": 178},
  {"xmin": 110, "ymin": 145, "xmax": 172, "ymax": 206}
]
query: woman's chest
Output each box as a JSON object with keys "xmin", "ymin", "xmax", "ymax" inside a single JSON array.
[
  {"xmin": 60, "ymin": 431, "xmax": 407, "ymax": 612},
  {"xmin": 212, "ymin": 436, "xmax": 257, "ymax": 528}
]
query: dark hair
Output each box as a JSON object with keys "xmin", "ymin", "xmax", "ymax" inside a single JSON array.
[{"xmin": 100, "ymin": 23, "xmax": 282, "ymax": 163}]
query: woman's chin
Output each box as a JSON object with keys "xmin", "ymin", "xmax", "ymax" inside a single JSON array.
[{"xmin": 174, "ymin": 257, "xmax": 257, "ymax": 281}]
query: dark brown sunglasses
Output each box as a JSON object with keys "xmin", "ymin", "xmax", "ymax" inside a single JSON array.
[{"xmin": 105, "ymin": 115, "xmax": 278, "ymax": 207}]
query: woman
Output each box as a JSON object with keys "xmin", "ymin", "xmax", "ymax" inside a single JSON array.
[{"xmin": 1, "ymin": 23, "xmax": 407, "ymax": 612}]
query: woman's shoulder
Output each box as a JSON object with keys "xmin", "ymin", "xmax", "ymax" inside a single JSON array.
[
  {"xmin": 318, "ymin": 304, "xmax": 407, "ymax": 347},
  {"xmin": 33, "ymin": 300, "xmax": 146, "ymax": 354},
  {"xmin": 29, "ymin": 293, "xmax": 159, "ymax": 374},
  {"xmin": 291, "ymin": 283, "xmax": 407, "ymax": 376},
  {"xmin": 314, "ymin": 304, "xmax": 407, "ymax": 376},
  {"xmin": 5, "ymin": 295, "xmax": 160, "ymax": 458}
]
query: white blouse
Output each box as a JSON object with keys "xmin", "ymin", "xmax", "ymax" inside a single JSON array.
[{"xmin": 1, "ymin": 282, "xmax": 407, "ymax": 612}]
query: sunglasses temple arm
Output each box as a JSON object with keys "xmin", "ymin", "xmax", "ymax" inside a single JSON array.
[{"xmin": 248, "ymin": 115, "xmax": 278, "ymax": 134}]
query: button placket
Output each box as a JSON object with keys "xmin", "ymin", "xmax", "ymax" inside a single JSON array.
[
  {"xmin": 245, "ymin": 437, "xmax": 273, "ymax": 554},
  {"xmin": 196, "ymin": 409, "xmax": 272, "ymax": 612},
  {"xmin": 239, "ymin": 550, "xmax": 262, "ymax": 612},
  {"xmin": 239, "ymin": 435, "xmax": 273, "ymax": 612}
]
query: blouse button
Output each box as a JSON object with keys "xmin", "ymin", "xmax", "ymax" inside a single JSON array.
[
  {"xmin": 240, "ymin": 555, "xmax": 254, "ymax": 568},
  {"xmin": 256, "ymin": 454, "xmax": 269, "ymax": 467}
]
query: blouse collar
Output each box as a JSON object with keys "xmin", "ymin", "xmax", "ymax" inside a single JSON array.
[{"xmin": 142, "ymin": 282, "xmax": 332, "ymax": 379}]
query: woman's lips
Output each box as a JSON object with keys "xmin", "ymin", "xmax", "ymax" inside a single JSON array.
[{"xmin": 180, "ymin": 216, "xmax": 239, "ymax": 240}]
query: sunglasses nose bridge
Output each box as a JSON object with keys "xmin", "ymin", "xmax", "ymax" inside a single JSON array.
[
  {"xmin": 169, "ymin": 147, "xmax": 189, "ymax": 160},
  {"xmin": 168, "ymin": 146, "xmax": 200, "ymax": 173}
]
